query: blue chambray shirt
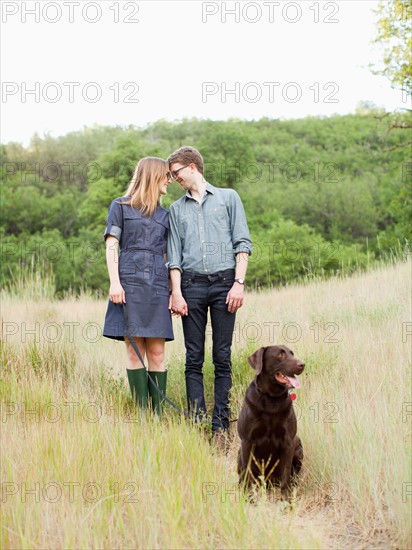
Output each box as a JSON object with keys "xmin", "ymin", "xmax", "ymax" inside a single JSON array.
[{"xmin": 167, "ymin": 183, "xmax": 252, "ymax": 274}]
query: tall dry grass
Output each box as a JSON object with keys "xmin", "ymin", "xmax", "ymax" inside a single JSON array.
[{"xmin": 1, "ymin": 260, "xmax": 411, "ymax": 549}]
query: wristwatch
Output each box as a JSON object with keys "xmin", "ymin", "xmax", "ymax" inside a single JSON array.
[{"xmin": 234, "ymin": 278, "xmax": 245, "ymax": 285}]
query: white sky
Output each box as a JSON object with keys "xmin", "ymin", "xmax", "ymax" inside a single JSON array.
[{"xmin": 0, "ymin": 0, "xmax": 406, "ymax": 146}]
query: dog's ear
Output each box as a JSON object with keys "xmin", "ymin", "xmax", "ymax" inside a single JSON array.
[{"xmin": 247, "ymin": 347, "xmax": 266, "ymax": 375}]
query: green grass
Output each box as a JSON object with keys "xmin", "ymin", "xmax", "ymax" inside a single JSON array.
[{"xmin": 1, "ymin": 260, "xmax": 411, "ymax": 549}]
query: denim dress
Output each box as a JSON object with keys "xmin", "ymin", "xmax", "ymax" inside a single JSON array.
[{"xmin": 103, "ymin": 197, "xmax": 174, "ymax": 341}]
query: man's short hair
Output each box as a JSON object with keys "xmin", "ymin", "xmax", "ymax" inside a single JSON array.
[{"xmin": 168, "ymin": 146, "xmax": 204, "ymax": 174}]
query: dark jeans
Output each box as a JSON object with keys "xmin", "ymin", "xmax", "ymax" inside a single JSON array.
[{"xmin": 181, "ymin": 269, "xmax": 236, "ymax": 432}]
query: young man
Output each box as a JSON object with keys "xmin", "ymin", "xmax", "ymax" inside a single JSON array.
[{"xmin": 167, "ymin": 146, "xmax": 252, "ymax": 446}]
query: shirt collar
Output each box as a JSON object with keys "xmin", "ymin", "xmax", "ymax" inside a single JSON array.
[{"xmin": 184, "ymin": 182, "xmax": 215, "ymax": 200}]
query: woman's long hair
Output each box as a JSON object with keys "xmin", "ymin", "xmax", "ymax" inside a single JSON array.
[{"xmin": 123, "ymin": 157, "xmax": 168, "ymax": 216}]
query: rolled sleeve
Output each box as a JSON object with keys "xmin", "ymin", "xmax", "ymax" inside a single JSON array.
[
  {"xmin": 167, "ymin": 204, "xmax": 183, "ymax": 272},
  {"xmin": 228, "ymin": 191, "xmax": 252, "ymax": 256},
  {"xmin": 104, "ymin": 199, "xmax": 123, "ymax": 242}
]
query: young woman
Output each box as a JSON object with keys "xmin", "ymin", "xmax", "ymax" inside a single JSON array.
[{"xmin": 103, "ymin": 157, "xmax": 174, "ymax": 414}]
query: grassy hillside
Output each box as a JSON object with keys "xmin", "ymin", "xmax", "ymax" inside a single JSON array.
[
  {"xmin": 1, "ymin": 260, "xmax": 411, "ymax": 549},
  {"xmin": 2, "ymin": 114, "xmax": 410, "ymax": 293}
]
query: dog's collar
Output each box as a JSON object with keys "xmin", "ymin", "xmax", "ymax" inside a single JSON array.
[
  {"xmin": 254, "ymin": 379, "xmax": 289, "ymax": 400},
  {"xmin": 254, "ymin": 379, "xmax": 297, "ymax": 401}
]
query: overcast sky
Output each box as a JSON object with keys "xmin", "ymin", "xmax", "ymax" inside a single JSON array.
[{"xmin": 1, "ymin": 0, "xmax": 405, "ymax": 145}]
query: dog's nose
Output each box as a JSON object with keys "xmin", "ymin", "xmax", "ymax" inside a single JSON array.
[{"xmin": 296, "ymin": 361, "xmax": 305, "ymax": 373}]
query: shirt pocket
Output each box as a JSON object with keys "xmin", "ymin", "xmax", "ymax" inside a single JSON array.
[
  {"xmin": 206, "ymin": 204, "xmax": 230, "ymax": 239},
  {"xmin": 156, "ymin": 287, "xmax": 170, "ymax": 297},
  {"xmin": 154, "ymin": 266, "xmax": 169, "ymax": 297},
  {"xmin": 152, "ymin": 218, "xmax": 168, "ymax": 247},
  {"xmin": 178, "ymin": 215, "xmax": 190, "ymax": 239},
  {"xmin": 208, "ymin": 204, "xmax": 229, "ymax": 222},
  {"xmin": 119, "ymin": 257, "xmax": 135, "ymax": 277},
  {"xmin": 123, "ymin": 212, "xmax": 140, "ymax": 225},
  {"xmin": 120, "ymin": 259, "xmax": 152, "ymax": 285}
]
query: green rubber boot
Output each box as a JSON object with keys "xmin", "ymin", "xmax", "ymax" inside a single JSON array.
[
  {"xmin": 148, "ymin": 370, "xmax": 167, "ymax": 416},
  {"xmin": 126, "ymin": 368, "xmax": 148, "ymax": 409}
]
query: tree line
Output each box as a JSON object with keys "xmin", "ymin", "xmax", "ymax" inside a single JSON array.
[{"xmin": 1, "ymin": 111, "xmax": 410, "ymax": 294}]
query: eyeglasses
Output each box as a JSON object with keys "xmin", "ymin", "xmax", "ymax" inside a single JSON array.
[{"xmin": 170, "ymin": 165, "xmax": 189, "ymax": 180}]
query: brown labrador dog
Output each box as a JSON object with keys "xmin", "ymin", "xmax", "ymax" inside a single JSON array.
[{"xmin": 237, "ymin": 345, "xmax": 305, "ymax": 500}]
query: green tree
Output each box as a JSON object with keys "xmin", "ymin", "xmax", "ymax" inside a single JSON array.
[
  {"xmin": 371, "ymin": 1, "xmax": 411, "ymax": 249},
  {"xmin": 197, "ymin": 121, "xmax": 256, "ymax": 190},
  {"xmin": 373, "ymin": 0, "xmax": 412, "ymax": 97},
  {"xmin": 248, "ymin": 218, "xmax": 371, "ymax": 287}
]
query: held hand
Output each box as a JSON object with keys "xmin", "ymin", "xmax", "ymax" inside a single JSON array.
[
  {"xmin": 170, "ymin": 293, "xmax": 188, "ymax": 316},
  {"xmin": 226, "ymin": 283, "xmax": 244, "ymax": 313},
  {"xmin": 169, "ymin": 294, "xmax": 181, "ymax": 317},
  {"xmin": 109, "ymin": 282, "xmax": 126, "ymax": 304}
]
